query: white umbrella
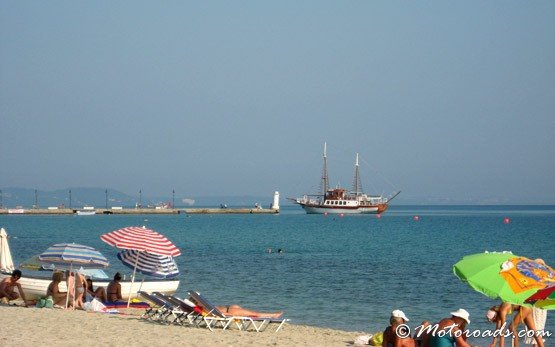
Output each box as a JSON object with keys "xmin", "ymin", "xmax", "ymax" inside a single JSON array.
[{"xmin": 0, "ymin": 228, "xmax": 15, "ymax": 273}]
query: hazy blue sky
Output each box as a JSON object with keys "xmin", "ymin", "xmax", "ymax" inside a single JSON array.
[{"xmin": 1, "ymin": 1, "xmax": 554, "ymax": 204}]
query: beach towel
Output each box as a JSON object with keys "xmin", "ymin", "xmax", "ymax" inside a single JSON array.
[
  {"xmin": 523, "ymin": 307, "xmax": 547, "ymax": 345},
  {"xmin": 102, "ymin": 301, "xmax": 150, "ymax": 309}
]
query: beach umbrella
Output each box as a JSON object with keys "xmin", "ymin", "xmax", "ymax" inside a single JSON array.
[
  {"xmin": 39, "ymin": 243, "xmax": 109, "ymax": 308},
  {"xmin": 525, "ymin": 285, "xmax": 555, "ymax": 309},
  {"xmin": 100, "ymin": 226, "xmax": 181, "ymax": 306},
  {"xmin": 39, "ymin": 243, "xmax": 109, "ymax": 269},
  {"xmin": 100, "ymin": 226, "xmax": 181, "ymax": 257},
  {"xmin": 453, "ymin": 251, "xmax": 555, "ymax": 307},
  {"xmin": 117, "ymin": 249, "xmax": 179, "ymax": 279},
  {"xmin": 0, "ymin": 228, "xmax": 15, "ymax": 272}
]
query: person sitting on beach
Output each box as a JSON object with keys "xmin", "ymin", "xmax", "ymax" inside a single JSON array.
[
  {"xmin": 106, "ymin": 272, "xmax": 123, "ymax": 302},
  {"xmin": 0, "ymin": 269, "xmax": 29, "ymax": 306},
  {"xmin": 423, "ymin": 309, "xmax": 471, "ymax": 347},
  {"xmin": 486, "ymin": 302, "xmax": 519, "ymax": 347},
  {"xmin": 85, "ymin": 279, "xmax": 107, "ymax": 303},
  {"xmin": 46, "ymin": 271, "xmax": 68, "ymax": 307},
  {"xmin": 382, "ymin": 310, "xmax": 415, "ymax": 347}
]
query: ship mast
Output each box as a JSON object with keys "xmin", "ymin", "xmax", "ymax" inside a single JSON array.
[
  {"xmin": 353, "ymin": 153, "xmax": 363, "ymax": 196},
  {"xmin": 320, "ymin": 142, "xmax": 329, "ymax": 196}
]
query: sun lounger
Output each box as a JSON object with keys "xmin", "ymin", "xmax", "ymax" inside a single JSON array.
[
  {"xmin": 137, "ymin": 291, "xmax": 175, "ymax": 322},
  {"xmin": 187, "ymin": 291, "xmax": 289, "ymax": 332},
  {"xmin": 152, "ymin": 292, "xmax": 202, "ymax": 326}
]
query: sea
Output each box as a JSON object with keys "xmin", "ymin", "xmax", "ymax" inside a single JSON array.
[{"xmin": 1, "ymin": 205, "xmax": 555, "ymax": 346}]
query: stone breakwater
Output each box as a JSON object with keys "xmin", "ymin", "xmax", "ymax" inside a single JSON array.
[{"xmin": 0, "ymin": 208, "xmax": 278, "ymax": 215}]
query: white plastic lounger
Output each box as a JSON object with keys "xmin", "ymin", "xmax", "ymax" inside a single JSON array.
[{"xmin": 187, "ymin": 291, "xmax": 290, "ymax": 332}]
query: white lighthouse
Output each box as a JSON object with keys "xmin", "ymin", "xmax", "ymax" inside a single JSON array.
[{"xmin": 271, "ymin": 191, "xmax": 280, "ymax": 211}]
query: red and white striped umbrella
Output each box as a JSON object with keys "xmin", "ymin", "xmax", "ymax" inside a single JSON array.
[
  {"xmin": 100, "ymin": 226, "xmax": 181, "ymax": 257},
  {"xmin": 100, "ymin": 226, "xmax": 181, "ymax": 307}
]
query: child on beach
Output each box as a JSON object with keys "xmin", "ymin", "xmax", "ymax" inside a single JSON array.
[{"xmin": 46, "ymin": 271, "xmax": 68, "ymax": 307}]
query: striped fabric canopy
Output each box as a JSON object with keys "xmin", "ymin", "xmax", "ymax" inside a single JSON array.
[
  {"xmin": 38, "ymin": 243, "xmax": 109, "ymax": 268},
  {"xmin": 100, "ymin": 226, "xmax": 181, "ymax": 257},
  {"xmin": 117, "ymin": 249, "xmax": 179, "ymax": 279}
]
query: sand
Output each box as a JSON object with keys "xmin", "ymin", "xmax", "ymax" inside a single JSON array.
[{"xmin": 0, "ymin": 304, "xmax": 365, "ymax": 346}]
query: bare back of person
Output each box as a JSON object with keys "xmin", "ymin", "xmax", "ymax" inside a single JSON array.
[{"xmin": 215, "ymin": 304, "xmax": 283, "ymax": 318}]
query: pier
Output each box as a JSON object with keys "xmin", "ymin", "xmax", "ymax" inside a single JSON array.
[
  {"xmin": 0, "ymin": 192, "xmax": 281, "ymax": 216},
  {"xmin": 183, "ymin": 208, "xmax": 278, "ymax": 214},
  {"xmin": 0, "ymin": 208, "xmax": 180, "ymax": 215},
  {"xmin": 0, "ymin": 207, "xmax": 279, "ymax": 215}
]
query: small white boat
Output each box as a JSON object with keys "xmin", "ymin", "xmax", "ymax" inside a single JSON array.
[
  {"xmin": 0, "ymin": 270, "xmax": 179, "ymax": 301},
  {"xmin": 0, "ymin": 228, "xmax": 179, "ymax": 301},
  {"xmin": 76, "ymin": 211, "xmax": 96, "ymax": 216}
]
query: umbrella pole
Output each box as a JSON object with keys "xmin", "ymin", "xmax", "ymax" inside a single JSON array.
[{"xmin": 127, "ymin": 252, "xmax": 140, "ymax": 308}]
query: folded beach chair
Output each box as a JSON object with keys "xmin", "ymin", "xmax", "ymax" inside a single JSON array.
[
  {"xmin": 152, "ymin": 292, "xmax": 202, "ymax": 327},
  {"xmin": 188, "ymin": 291, "xmax": 290, "ymax": 332},
  {"xmin": 137, "ymin": 291, "xmax": 175, "ymax": 322}
]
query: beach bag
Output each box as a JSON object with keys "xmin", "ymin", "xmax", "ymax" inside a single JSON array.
[
  {"xmin": 84, "ymin": 298, "xmax": 106, "ymax": 312},
  {"xmin": 369, "ymin": 332, "xmax": 383, "ymax": 346},
  {"xmin": 35, "ymin": 298, "xmax": 46, "ymax": 308}
]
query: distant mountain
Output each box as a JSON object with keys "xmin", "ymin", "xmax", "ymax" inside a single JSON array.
[{"xmin": 0, "ymin": 187, "xmax": 277, "ymax": 209}]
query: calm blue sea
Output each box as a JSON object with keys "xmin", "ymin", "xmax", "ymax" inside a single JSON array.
[{"xmin": 2, "ymin": 205, "xmax": 555, "ymax": 346}]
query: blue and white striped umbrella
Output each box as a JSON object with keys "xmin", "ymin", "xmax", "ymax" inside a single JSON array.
[
  {"xmin": 117, "ymin": 249, "xmax": 179, "ymax": 279},
  {"xmin": 39, "ymin": 243, "xmax": 109, "ymax": 269}
]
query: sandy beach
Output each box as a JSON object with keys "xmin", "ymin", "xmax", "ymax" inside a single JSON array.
[{"xmin": 0, "ymin": 304, "xmax": 365, "ymax": 347}]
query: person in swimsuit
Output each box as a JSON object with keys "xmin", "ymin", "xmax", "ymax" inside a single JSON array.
[
  {"xmin": 46, "ymin": 271, "xmax": 68, "ymax": 306},
  {"xmin": 215, "ymin": 304, "xmax": 283, "ymax": 318},
  {"xmin": 85, "ymin": 279, "xmax": 107, "ymax": 302},
  {"xmin": 106, "ymin": 272, "xmax": 123, "ymax": 302},
  {"xmin": 424, "ymin": 309, "xmax": 471, "ymax": 347},
  {"xmin": 486, "ymin": 302, "xmax": 519, "ymax": 347},
  {"xmin": 74, "ymin": 271, "xmax": 86, "ymax": 309},
  {"xmin": 0, "ymin": 269, "xmax": 28, "ymax": 306},
  {"xmin": 510, "ymin": 306, "xmax": 545, "ymax": 347}
]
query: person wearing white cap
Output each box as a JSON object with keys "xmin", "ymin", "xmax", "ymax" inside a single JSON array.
[
  {"xmin": 382, "ymin": 309, "xmax": 415, "ymax": 347},
  {"xmin": 426, "ymin": 308, "xmax": 471, "ymax": 347}
]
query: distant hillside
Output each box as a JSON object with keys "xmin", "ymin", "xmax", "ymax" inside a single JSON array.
[{"xmin": 0, "ymin": 187, "xmax": 277, "ymax": 209}]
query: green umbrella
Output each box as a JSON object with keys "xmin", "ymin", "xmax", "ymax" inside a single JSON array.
[{"xmin": 453, "ymin": 251, "xmax": 555, "ymax": 307}]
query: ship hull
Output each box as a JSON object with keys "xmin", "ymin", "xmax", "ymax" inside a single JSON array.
[{"xmin": 300, "ymin": 203, "xmax": 387, "ymax": 214}]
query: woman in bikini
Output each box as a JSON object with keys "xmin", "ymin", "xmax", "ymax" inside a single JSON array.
[
  {"xmin": 106, "ymin": 272, "xmax": 123, "ymax": 302},
  {"xmin": 486, "ymin": 302, "xmax": 519, "ymax": 347},
  {"xmin": 215, "ymin": 304, "xmax": 283, "ymax": 318}
]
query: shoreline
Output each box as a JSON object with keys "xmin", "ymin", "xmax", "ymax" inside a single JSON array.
[{"xmin": 0, "ymin": 305, "xmax": 364, "ymax": 346}]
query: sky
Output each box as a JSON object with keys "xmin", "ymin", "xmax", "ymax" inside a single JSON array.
[{"xmin": 1, "ymin": 1, "xmax": 554, "ymax": 204}]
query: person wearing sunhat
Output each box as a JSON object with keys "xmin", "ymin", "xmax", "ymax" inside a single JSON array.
[
  {"xmin": 382, "ymin": 309, "xmax": 416, "ymax": 347},
  {"xmin": 425, "ymin": 308, "xmax": 471, "ymax": 347}
]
